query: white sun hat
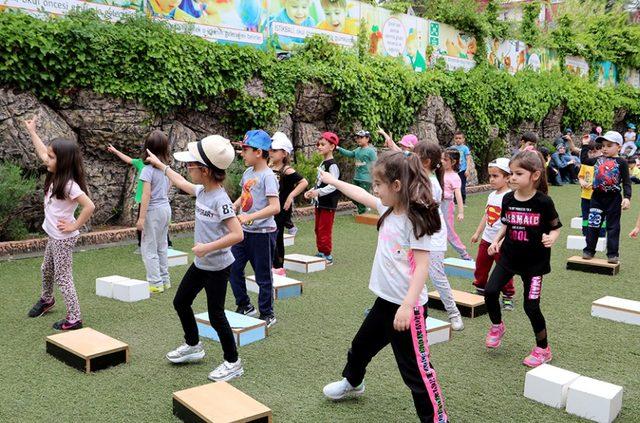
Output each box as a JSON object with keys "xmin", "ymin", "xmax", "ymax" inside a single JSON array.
[{"xmin": 173, "ymin": 135, "xmax": 235, "ymax": 170}]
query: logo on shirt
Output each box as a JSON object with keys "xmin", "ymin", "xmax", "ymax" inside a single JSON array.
[
  {"xmin": 486, "ymin": 205, "xmax": 501, "ymax": 227},
  {"xmin": 594, "ymin": 159, "xmax": 620, "ymax": 191},
  {"xmin": 503, "ymin": 211, "xmax": 540, "ymax": 226},
  {"xmin": 241, "ymin": 178, "xmax": 258, "ymax": 212}
]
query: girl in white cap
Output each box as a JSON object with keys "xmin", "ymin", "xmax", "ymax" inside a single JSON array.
[
  {"xmin": 145, "ymin": 135, "xmax": 245, "ymax": 382},
  {"xmin": 269, "ymin": 132, "xmax": 308, "ymax": 276}
]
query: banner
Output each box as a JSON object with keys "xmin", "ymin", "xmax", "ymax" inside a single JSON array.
[
  {"xmin": 565, "ymin": 56, "xmax": 589, "ymax": 77},
  {"xmin": 2, "ymin": 0, "xmax": 142, "ymax": 19},
  {"xmin": 596, "ymin": 61, "xmax": 617, "ymax": 87},
  {"xmin": 486, "ymin": 39, "xmax": 526, "ymax": 74},
  {"xmin": 525, "ymin": 47, "xmax": 559, "ymax": 72},
  {"xmin": 428, "ymin": 20, "xmax": 476, "ymax": 71},
  {"xmin": 625, "ymin": 68, "xmax": 640, "ymax": 89}
]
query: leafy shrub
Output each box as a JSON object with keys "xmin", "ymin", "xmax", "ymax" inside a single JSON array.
[{"xmin": 0, "ymin": 162, "xmax": 36, "ymax": 241}]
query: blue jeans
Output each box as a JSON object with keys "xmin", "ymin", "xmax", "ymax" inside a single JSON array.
[{"xmin": 230, "ymin": 231, "xmax": 277, "ymax": 316}]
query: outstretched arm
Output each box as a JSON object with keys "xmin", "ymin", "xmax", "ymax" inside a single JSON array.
[
  {"xmin": 319, "ymin": 171, "xmax": 378, "ymax": 209},
  {"xmin": 145, "ymin": 149, "xmax": 196, "ymax": 196},
  {"xmin": 24, "ymin": 117, "xmax": 49, "ymax": 165},
  {"xmin": 107, "ymin": 144, "xmax": 133, "ymax": 165}
]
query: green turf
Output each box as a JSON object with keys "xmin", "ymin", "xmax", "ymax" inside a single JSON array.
[{"xmin": 1, "ymin": 185, "xmax": 639, "ymax": 422}]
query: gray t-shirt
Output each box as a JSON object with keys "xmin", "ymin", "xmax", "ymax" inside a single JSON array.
[
  {"xmin": 238, "ymin": 167, "xmax": 279, "ymax": 233},
  {"xmin": 139, "ymin": 165, "xmax": 170, "ymax": 210},
  {"xmin": 193, "ymin": 185, "xmax": 236, "ymax": 271}
]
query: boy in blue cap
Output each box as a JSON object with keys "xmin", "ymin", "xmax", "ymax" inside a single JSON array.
[
  {"xmin": 230, "ymin": 130, "xmax": 281, "ymax": 327},
  {"xmin": 622, "ymin": 123, "xmax": 637, "ymax": 157}
]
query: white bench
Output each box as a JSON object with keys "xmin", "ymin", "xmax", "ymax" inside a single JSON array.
[
  {"xmin": 566, "ymin": 376, "xmax": 623, "ymax": 423},
  {"xmin": 592, "ymin": 296, "xmax": 640, "ymax": 326},
  {"xmin": 524, "ymin": 364, "xmax": 580, "ymax": 408}
]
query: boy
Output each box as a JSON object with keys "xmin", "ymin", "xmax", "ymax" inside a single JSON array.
[
  {"xmin": 580, "ymin": 131, "xmax": 632, "ymax": 264},
  {"xmin": 317, "ymin": 0, "xmax": 358, "ymax": 35},
  {"xmin": 265, "ymin": 0, "xmax": 315, "ymax": 51},
  {"xmin": 622, "ymin": 123, "xmax": 637, "ymax": 157},
  {"xmin": 512, "ymin": 131, "xmax": 538, "ymax": 156},
  {"xmin": 452, "ymin": 131, "xmax": 473, "ymax": 204},
  {"xmin": 577, "ymin": 138, "xmax": 605, "ymax": 236},
  {"xmin": 336, "ymin": 130, "xmax": 377, "ymax": 214},
  {"xmin": 304, "ymin": 132, "xmax": 340, "ymax": 265},
  {"xmin": 628, "ymin": 157, "xmax": 640, "ymax": 184},
  {"xmin": 230, "ymin": 130, "xmax": 281, "ymax": 327}
]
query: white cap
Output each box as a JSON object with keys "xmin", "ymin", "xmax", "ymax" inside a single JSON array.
[
  {"xmin": 270, "ymin": 131, "xmax": 293, "ymax": 154},
  {"xmin": 488, "ymin": 157, "xmax": 511, "ymax": 174},
  {"xmin": 596, "ymin": 131, "xmax": 623, "ymax": 146},
  {"xmin": 173, "ymin": 135, "xmax": 235, "ymax": 170}
]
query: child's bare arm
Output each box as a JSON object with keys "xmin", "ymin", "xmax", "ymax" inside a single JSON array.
[
  {"xmin": 107, "ymin": 144, "xmax": 133, "ymax": 165},
  {"xmin": 24, "ymin": 117, "xmax": 49, "ymax": 165},
  {"xmin": 471, "ymin": 215, "xmax": 487, "ymax": 243}
]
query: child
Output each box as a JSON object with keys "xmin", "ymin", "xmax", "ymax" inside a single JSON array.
[
  {"xmin": 316, "ymin": 0, "xmax": 359, "ymax": 35},
  {"xmin": 441, "ymin": 148, "xmax": 472, "ymax": 260},
  {"xmin": 539, "ymin": 147, "xmax": 562, "ymax": 186},
  {"xmin": 470, "ymin": 158, "xmax": 515, "ymax": 310},
  {"xmin": 146, "ymin": 135, "xmax": 245, "ymax": 382},
  {"xmin": 577, "ymin": 138, "xmax": 605, "ymax": 236},
  {"xmin": 580, "ymin": 131, "xmax": 632, "ymax": 263},
  {"xmin": 304, "ymin": 132, "xmax": 340, "ymax": 265},
  {"xmin": 378, "ymin": 127, "xmax": 417, "ymax": 153},
  {"xmin": 24, "ymin": 116, "xmax": 95, "ymax": 330},
  {"xmin": 622, "ymin": 123, "xmax": 637, "ymax": 157},
  {"xmin": 452, "ymin": 131, "xmax": 473, "ymax": 204},
  {"xmin": 230, "ymin": 130, "xmax": 281, "ymax": 327},
  {"xmin": 269, "ymin": 132, "xmax": 308, "ymax": 276},
  {"xmin": 629, "ymin": 157, "xmax": 640, "ymax": 184},
  {"xmin": 414, "ymin": 142, "xmax": 464, "ymax": 331},
  {"xmin": 320, "ymin": 151, "xmax": 448, "ymax": 423},
  {"xmin": 336, "ymin": 130, "xmax": 377, "ymax": 214},
  {"xmin": 265, "ymin": 0, "xmax": 315, "ymax": 51},
  {"xmin": 512, "ymin": 131, "xmax": 538, "ymax": 156},
  {"xmin": 485, "ymin": 150, "xmax": 562, "ymax": 367},
  {"xmin": 147, "ymin": 0, "xmax": 180, "ymax": 18}
]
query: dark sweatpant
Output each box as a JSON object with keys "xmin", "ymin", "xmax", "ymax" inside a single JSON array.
[
  {"xmin": 173, "ymin": 264, "xmax": 238, "ymax": 363},
  {"xmin": 458, "ymin": 170, "xmax": 467, "ymax": 204},
  {"xmin": 342, "ymin": 297, "xmax": 448, "ymax": 423},
  {"xmin": 485, "ymin": 263, "xmax": 547, "ymax": 348},
  {"xmin": 584, "ymin": 192, "xmax": 621, "ymax": 258}
]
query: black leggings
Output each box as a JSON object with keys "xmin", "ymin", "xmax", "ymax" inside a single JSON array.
[
  {"xmin": 485, "ymin": 263, "xmax": 547, "ymax": 348},
  {"xmin": 173, "ymin": 264, "xmax": 238, "ymax": 362}
]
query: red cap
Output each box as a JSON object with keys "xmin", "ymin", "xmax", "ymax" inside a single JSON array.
[{"xmin": 322, "ymin": 132, "xmax": 340, "ymax": 146}]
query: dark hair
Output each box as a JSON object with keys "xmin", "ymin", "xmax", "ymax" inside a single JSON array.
[
  {"xmin": 373, "ymin": 151, "xmax": 441, "ymax": 239},
  {"xmin": 44, "ymin": 138, "xmax": 89, "ymax": 200},
  {"xmin": 142, "ymin": 130, "xmax": 170, "ymax": 163},
  {"xmin": 251, "ymin": 147, "xmax": 270, "ymax": 160},
  {"xmin": 583, "ymin": 140, "xmax": 597, "ymax": 151},
  {"xmin": 511, "ymin": 150, "xmax": 549, "ymax": 195},
  {"xmin": 202, "ymin": 164, "xmax": 226, "ymax": 183},
  {"xmin": 414, "ymin": 142, "xmax": 444, "ymax": 201},
  {"xmin": 454, "ymin": 131, "xmax": 465, "ymax": 138},
  {"xmin": 627, "ymin": 157, "xmax": 637, "ymax": 165},
  {"xmin": 444, "ymin": 148, "xmax": 460, "ymax": 172},
  {"xmin": 522, "ymin": 131, "xmax": 539, "ymax": 145},
  {"xmin": 539, "ymin": 147, "xmax": 550, "ymax": 160}
]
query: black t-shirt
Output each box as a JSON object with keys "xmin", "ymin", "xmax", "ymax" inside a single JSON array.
[
  {"xmin": 498, "ymin": 191, "xmax": 562, "ymax": 276},
  {"xmin": 273, "ymin": 166, "xmax": 303, "ymax": 218}
]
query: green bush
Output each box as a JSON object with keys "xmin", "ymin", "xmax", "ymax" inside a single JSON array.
[
  {"xmin": 0, "ymin": 162, "xmax": 36, "ymax": 241},
  {"xmin": 293, "ymin": 151, "xmax": 323, "ymax": 192}
]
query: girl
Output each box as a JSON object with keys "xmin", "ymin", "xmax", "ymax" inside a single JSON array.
[
  {"xmin": 413, "ymin": 142, "xmax": 464, "ymax": 331},
  {"xmin": 320, "ymin": 151, "xmax": 448, "ymax": 423},
  {"xmin": 470, "ymin": 158, "xmax": 515, "ymax": 310},
  {"xmin": 145, "ymin": 135, "xmax": 245, "ymax": 381},
  {"xmin": 485, "ymin": 150, "xmax": 561, "ymax": 368},
  {"xmin": 269, "ymin": 132, "xmax": 308, "ymax": 276},
  {"xmin": 377, "ymin": 127, "xmax": 418, "ymax": 153},
  {"xmin": 441, "ymin": 148, "xmax": 472, "ymax": 260},
  {"xmin": 24, "ymin": 116, "xmax": 95, "ymax": 331},
  {"xmin": 135, "ymin": 131, "xmax": 172, "ymax": 293}
]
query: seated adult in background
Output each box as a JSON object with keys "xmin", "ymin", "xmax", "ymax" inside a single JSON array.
[
  {"xmin": 540, "ymin": 147, "xmax": 563, "ymax": 186},
  {"xmin": 551, "ymin": 144, "xmax": 579, "ymax": 184}
]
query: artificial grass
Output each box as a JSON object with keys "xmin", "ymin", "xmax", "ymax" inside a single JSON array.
[{"xmin": 1, "ymin": 185, "xmax": 639, "ymax": 422}]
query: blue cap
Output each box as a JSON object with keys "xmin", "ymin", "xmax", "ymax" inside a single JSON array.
[
  {"xmin": 629, "ymin": 123, "xmax": 636, "ymax": 130},
  {"xmin": 242, "ymin": 130, "xmax": 272, "ymax": 151}
]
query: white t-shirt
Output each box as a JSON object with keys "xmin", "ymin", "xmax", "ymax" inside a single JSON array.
[
  {"xmin": 481, "ymin": 189, "xmax": 510, "ymax": 243},
  {"xmin": 43, "ymin": 180, "xmax": 84, "ymax": 240},
  {"xmin": 368, "ymin": 199, "xmax": 431, "ymax": 306},
  {"xmin": 428, "ymin": 175, "xmax": 447, "ymax": 252}
]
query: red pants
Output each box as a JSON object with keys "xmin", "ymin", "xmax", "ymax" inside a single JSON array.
[
  {"xmin": 473, "ymin": 239, "xmax": 515, "ymax": 297},
  {"xmin": 315, "ymin": 207, "xmax": 335, "ymax": 256}
]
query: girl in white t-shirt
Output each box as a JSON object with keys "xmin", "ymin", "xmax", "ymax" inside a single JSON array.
[
  {"xmin": 320, "ymin": 151, "xmax": 448, "ymax": 423},
  {"xmin": 470, "ymin": 158, "xmax": 515, "ymax": 309},
  {"xmin": 24, "ymin": 116, "xmax": 95, "ymax": 331}
]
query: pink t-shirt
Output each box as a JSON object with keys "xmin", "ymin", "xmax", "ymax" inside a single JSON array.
[
  {"xmin": 43, "ymin": 180, "xmax": 84, "ymax": 240},
  {"xmin": 443, "ymin": 171, "xmax": 461, "ymax": 201}
]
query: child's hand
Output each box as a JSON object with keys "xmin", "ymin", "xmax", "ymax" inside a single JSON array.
[
  {"xmin": 192, "ymin": 242, "xmax": 209, "ymax": 258},
  {"xmin": 145, "ymin": 149, "xmax": 162, "ymax": 168},
  {"xmin": 457, "ymin": 212, "xmax": 464, "ymax": 221},
  {"xmin": 136, "ymin": 219, "xmax": 144, "ymax": 232},
  {"xmin": 629, "ymin": 226, "xmax": 640, "ymax": 239},
  {"xmin": 541, "ymin": 233, "xmax": 556, "ymax": 248},
  {"xmin": 622, "ymin": 198, "xmax": 631, "ymax": 210},
  {"xmin": 304, "ymin": 189, "xmax": 319, "ymax": 200},
  {"xmin": 319, "ymin": 171, "xmax": 337, "ymax": 186},
  {"xmin": 24, "ymin": 116, "xmax": 38, "ymax": 133},
  {"xmin": 471, "ymin": 232, "xmax": 480, "ymax": 243},
  {"xmin": 579, "ymin": 179, "xmax": 590, "ymax": 189},
  {"xmin": 581, "ymin": 134, "xmax": 590, "ymax": 145},
  {"xmin": 487, "ymin": 242, "xmax": 500, "ymax": 255},
  {"xmin": 107, "ymin": 144, "xmax": 118, "ymax": 154},
  {"xmin": 393, "ymin": 304, "xmax": 412, "ymax": 331},
  {"xmin": 283, "ymin": 197, "xmax": 293, "ymax": 211},
  {"xmin": 57, "ymin": 220, "xmax": 76, "ymax": 233},
  {"xmin": 237, "ymin": 214, "xmax": 252, "ymax": 225},
  {"xmin": 376, "ymin": 127, "xmax": 390, "ymax": 139}
]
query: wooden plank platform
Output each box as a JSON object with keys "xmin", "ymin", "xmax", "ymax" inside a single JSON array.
[
  {"xmin": 592, "ymin": 296, "xmax": 640, "ymax": 325},
  {"xmin": 428, "ymin": 289, "xmax": 486, "ymax": 318},
  {"xmin": 283, "ymin": 254, "xmax": 326, "ymax": 273},
  {"xmin": 566, "ymin": 256, "xmax": 620, "ymax": 276},
  {"xmin": 354, "ymin": 213, "xmax": 379, "ymax": 225},
  {"xmin": 196, "ymin": 311, "xmax": 267, "ymax": 346},
  {"xmin": 246, "ymin": 274, "xmax": 302, "ymax": 299},
  {"xmin": 173, "ymin": 382, "xmax": 272, "ymax": 423},
  {"xmin": 46, "ymin": 328, "xmax": 129, "ymax": 373}
]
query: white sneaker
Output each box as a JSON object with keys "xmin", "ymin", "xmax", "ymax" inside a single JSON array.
[
  {"xmin": 323, "ymin": 378, "xmax": 365, "ymax": 400},
  {"xmin": 450, "ymin": 315, "xmax": 464, "ymax": 331},
  {"xmin": 208, "ymin": 359, "xmax": 244, "ymax": 382},
  {"xmin": 164, "ymin": 280, "xmax": 171, "ymax": 290},
  {"xmin": 166, "ymin": 342, "xmax": 205, "ymax": 363}
]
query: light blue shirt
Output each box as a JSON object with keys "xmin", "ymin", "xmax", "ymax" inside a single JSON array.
[
  {"xmin": 238, "ymin": 167, "xmax": 279, "ymax": 232},
  {"xmin": 454, "ymin": 145, "xmax": 471, "ymax": 171}
]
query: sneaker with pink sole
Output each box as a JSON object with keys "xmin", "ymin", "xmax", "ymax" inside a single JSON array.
[
  {"xmin": 523, "ymin": 346, "xmax": 552, "ymax": 368},
  {"xmin": 272, "ymin": 268, "xmax": 286, "ymax": 277},
  {"xmin": 485, "ymin": 322, "xmax": 505, "ymax": 348}
]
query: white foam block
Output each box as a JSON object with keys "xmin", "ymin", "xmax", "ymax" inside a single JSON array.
[
  {"xmin": 566, "ymin": 376, "xmax": 623, "ymax": 423},
  {"xmin": 246, "ymin": 274, "xmax": 303, "ymax": 299},
  {"xmin": 524, "ymin": 364, "xmax": 581, "ymax": 408},
  {"xmin": 112, "ymin": 279, "xmax": 150, "ymax": 302},
  {"xmin": 283, "ymin": 254, "xmax": 326, "ymax": 273},
  {"xmin": 571, "ymin": 217, "xmax": 584, "ymax": 229},
  {"xmin": 167, "ymin": 248, "xmax": 188, "ymax": 267},
  {"xmin": 592, "ymin": 296, "xmax": 640, "ymax": 326},
  {"xmin": 95, "ymin": 275, "xmax": 129, "ymax": 298},
  {"xmin": 283, "ymin": 233, "xmax": 295, "ymax": 247},
  {"xmin": 566, "ymin": 235, "xmax": 606, "ymax": 252},
  {"xmin": 425, "ymin": 317, "xmax": 451, "ymax": 345}
]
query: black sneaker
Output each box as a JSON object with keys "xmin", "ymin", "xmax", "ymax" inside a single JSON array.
[
  {"xmin": 236, "ymin": 304, "xmax": 258, "ymax": 317},
  {"xmin": 259, "ymin": 314, "xmax": 277, "ymax": 328},
  {"xmin": 28, "ymin": 298, "xmax": 55, "ymax": 318},
  {"xmin": 607, "ymin": 256, "xmax": 619, "ymax": 264},
  {"xmin": 52, "ymin": 319, "xmax": 83, "ymax": 331},
  {"xmin": 582, "ymin": 251, "xmax": 594, "ymax": 260}
]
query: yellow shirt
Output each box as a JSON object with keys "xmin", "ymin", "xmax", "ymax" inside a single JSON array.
[
  {"xmin": 316, "ymin": 18, "xmax": 359, "ymax": 36},
  {"xmin": 578, "ymin": 164, "xmax": 594, "ymax": 199},
  {"xmin": 632, "ymin": 166, "xmax": 640, "ymax": 179}
]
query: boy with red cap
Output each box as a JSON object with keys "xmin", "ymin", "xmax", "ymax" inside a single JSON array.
[{"xmin": 305, "ymin": 132, "xmax": 340, "ymax": 265}]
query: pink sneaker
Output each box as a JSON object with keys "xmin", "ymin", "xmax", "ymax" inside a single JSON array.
[
  {"xmin": 272, "ymin": 268, "xmax": 286, "ymax": 277},
  {"xmin": 485, "ymin": 322, "xmax": 506, "ymax": 348},
  {"xmin": 523, "ymin": 346, "xmax": 552, "ymax": 368}
]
